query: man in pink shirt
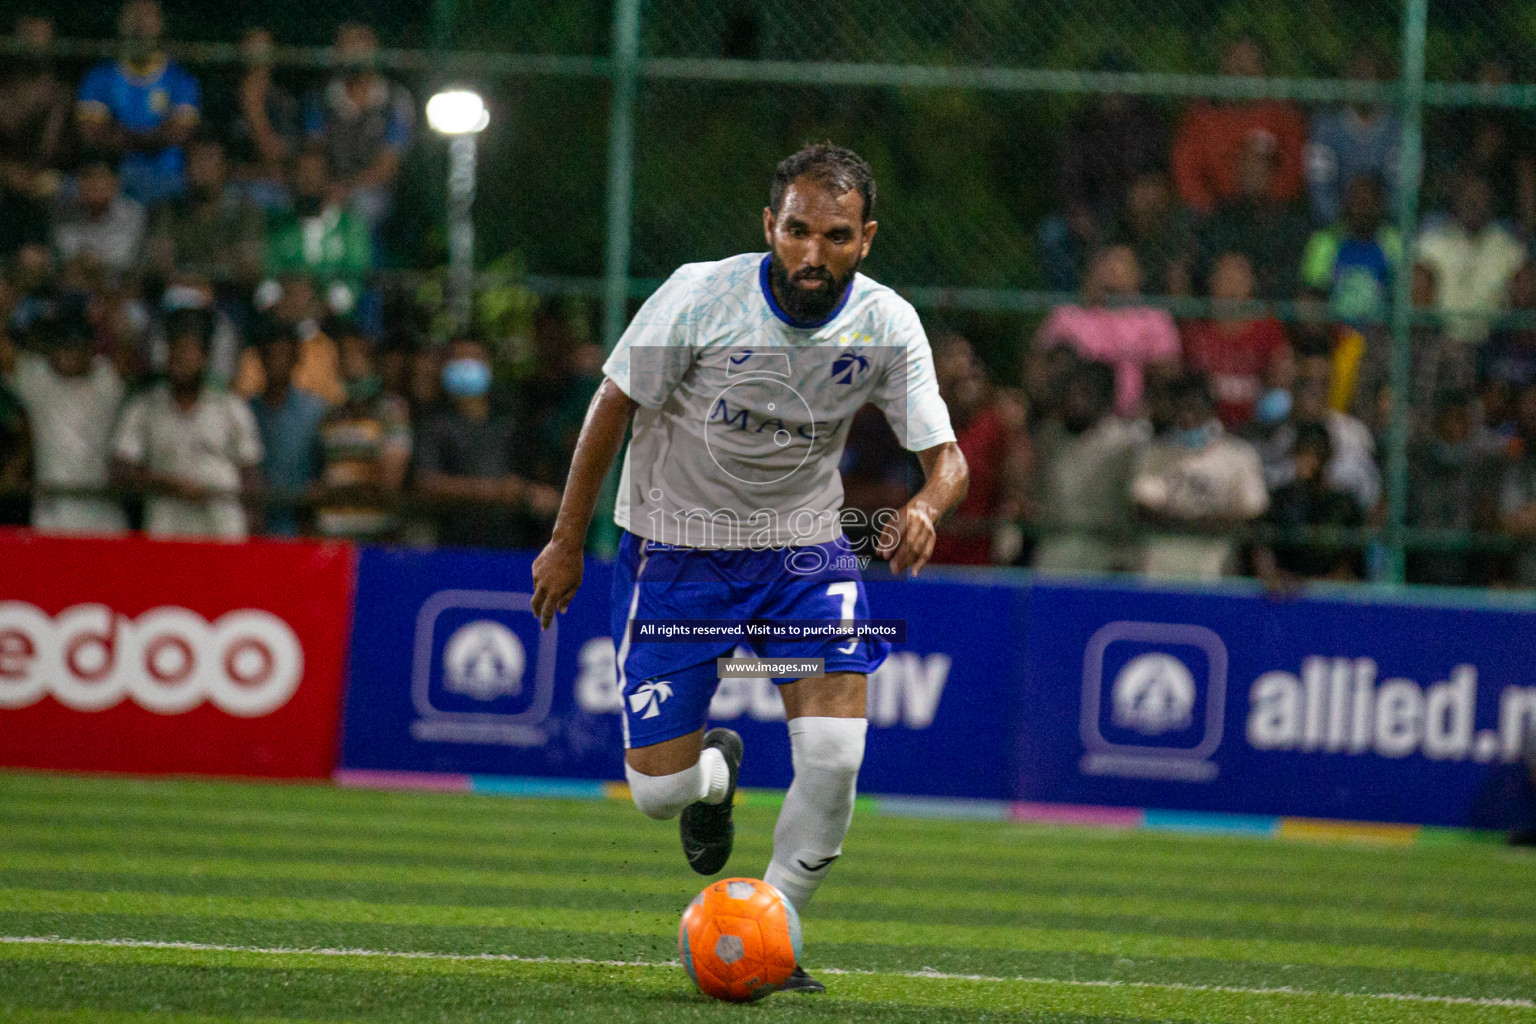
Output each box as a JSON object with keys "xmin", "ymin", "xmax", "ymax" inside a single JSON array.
[{"xmin": 1035, "ymin": 244, "xmax": 1182, "ymax": 417}]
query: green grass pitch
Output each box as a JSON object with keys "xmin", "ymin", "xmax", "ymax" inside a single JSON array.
[{"xmin": 0, "ymin": 771, "xmax": 1532, "ymax": 1023}]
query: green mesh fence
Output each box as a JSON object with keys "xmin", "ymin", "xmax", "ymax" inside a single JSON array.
[{"xmin": 9, "ymin": 0, "xmax": 1536, "ymax": 576}]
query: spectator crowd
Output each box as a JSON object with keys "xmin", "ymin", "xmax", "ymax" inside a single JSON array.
[
  {"xmin": 1, "ymin": 13, "xmax": 1535, "ymax": 590},
  {"xmin": 0, "ymin": 2, "xmax": 595, "ymax": 550},
  {"xmin": 920, "ymin": 35, "xmax": 1536, "ymax": 589}
]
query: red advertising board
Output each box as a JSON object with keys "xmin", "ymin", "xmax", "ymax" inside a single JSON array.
[{"xmin": 0, "ymin": 530, "xmax": 355, "ymax": 778}]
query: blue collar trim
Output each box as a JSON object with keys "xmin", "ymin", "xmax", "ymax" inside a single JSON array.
[{"xmin": 759, "ymin": 253, "xmax": 853, "ymax": 330}]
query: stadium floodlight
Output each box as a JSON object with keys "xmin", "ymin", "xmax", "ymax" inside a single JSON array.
[
  {"xmin": 425, "ymin": 89, "xmax": 489, "ymax": 135},
  {"xmin": 426, "ymin": 89, "xmax": 490, "ymax": 328}
]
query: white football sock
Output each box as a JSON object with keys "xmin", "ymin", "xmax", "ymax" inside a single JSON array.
[
  {"xmin": 764, "ymin": 717, "xmax": 867, "ymax": 911},
  {"xmin": 625, "ymin": 746, "xmax": 729, "ymax": 821}
]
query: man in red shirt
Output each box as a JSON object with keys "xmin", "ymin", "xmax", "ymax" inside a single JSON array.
[
  {"xmin": 1171, "ymin": 37, "xmax": 1306, "ymax": 215},
  {"xmin": 1181, "ymin": 252, "xmax": 1290, "ymax": 429},
  {"xmin": 929, "ymin": 336, "xmax": 1030, "ymax": 565}
]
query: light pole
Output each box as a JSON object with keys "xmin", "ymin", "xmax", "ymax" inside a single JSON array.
[{"xmin": 425, "ymin": 89, "xmax": 489, "ymax": 330}]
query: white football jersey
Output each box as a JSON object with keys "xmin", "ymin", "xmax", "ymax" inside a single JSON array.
[{"xmin": 603, "ymin": 252, "xmax": 955, "ymax": 549}]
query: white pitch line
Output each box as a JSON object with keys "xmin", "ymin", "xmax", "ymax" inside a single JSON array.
[{"xmin": 1, "ymin": 935, "xmax": 1531, "ymax": 1010}]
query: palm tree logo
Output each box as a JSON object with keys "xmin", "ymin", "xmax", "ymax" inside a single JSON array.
[
  {"xmin": 831, "ymin": 351, "xmax": 869, "ymax": 384},
  {"xmin": 628, "ymin": 680, "xmax": 674, "ymax": 719}
]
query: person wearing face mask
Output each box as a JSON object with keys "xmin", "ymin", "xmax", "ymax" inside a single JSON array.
[
  {"xmin": 413, "ymin": 337, "xmax": 560, "ymax": 549},
  {"xmin": 266, "ymin": 146, "xmax": 372, "ymax": 316},
  {"xmin": 314, "ymin": 328, "xmax": 411, "ymax": 540},
  {"xmin": 144, "ymin": 139, "xmax": 266, "ymax": 285},
  {"xmin": 1129, "ymin": 371, "xmax": 1269, "ymax": 580},
  {"xmin": 75, "ymin": 0, "xmax": 201, "ymax": 206},
  {"xmin": 1252, "ymin": 355, "xmax": 1382, "ymax": 516},
  {"xmin": 1254, "ymin": 422, "xmax": 1365, "ymax": 588}
]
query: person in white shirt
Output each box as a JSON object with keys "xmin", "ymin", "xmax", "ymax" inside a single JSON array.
[
  {"xmin": 112, "ymin": 307, "xmax": 262, "ymax": 539},
  {"xmin": 0, "ymin": 298, "xmax": 127, "ymax": 534},
  {"xmin": 530, "ymin": 144, "xmax": 967, "ymax": 994},
  {"xmin": 51, "ymin": 161, "xmax": 146, "ymax": 277},
  {"xmin": 1131, "ymin": 371, "xmax": 1269, "ymax": 580},
  {"xmin": 1415, "ymin": 172, "xmax": 1527, "ymax": 345}
]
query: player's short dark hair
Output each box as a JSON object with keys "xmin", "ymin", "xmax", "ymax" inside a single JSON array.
[{"xmin": 770, "ymin": 143, "xmax": 876, "ymax": 223}]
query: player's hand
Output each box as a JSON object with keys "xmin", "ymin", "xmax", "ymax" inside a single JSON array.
[
  {"xmin": 878, "ymin": 502, "xmax": 936, "ymax": 577},
  {"xmin": 531, "ymin": 538, "xmax": 584, "ymax": 629}
]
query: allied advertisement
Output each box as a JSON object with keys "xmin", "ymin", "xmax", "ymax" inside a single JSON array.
[
  {"xmin": 0, "ymin": 531, "xmax": 354, "ymax": 778},
  {"xmin": 340, "ymin": 547, "xmax": 1025, "ymax": 798},
  {"xmin": 1021, "ymin": 578, "xmax": 1536, "ymax": 826}
]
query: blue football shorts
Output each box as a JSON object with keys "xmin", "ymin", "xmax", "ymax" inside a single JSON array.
[{"xmin": 611, "ymin": 530, "xmax": 889, "ymax": 749}]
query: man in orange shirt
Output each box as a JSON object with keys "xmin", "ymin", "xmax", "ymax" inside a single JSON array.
[{"xmin": 1171, "ymin": 37, "xmax": 1306, "ymax": 216}]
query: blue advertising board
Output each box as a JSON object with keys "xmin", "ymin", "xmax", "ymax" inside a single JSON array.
[
  {"xmin": 340, "ymin": 547, "xmax": 1027, "ymax": 798},
  {"xmin": 1020, "ymin": 578, "xmax": 1536, "ymax": 827},
  {"xmin": 341, "ymin": 546, "xmax": 1536, "ymax": 826}
]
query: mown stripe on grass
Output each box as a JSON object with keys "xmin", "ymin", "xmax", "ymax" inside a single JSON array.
[
  {"xmin": 0, "ymin": 1012, "xmax": 334, "ymax": 1024},
  {"xmin": 3, "ymin": 810, "xmax": 1523, "ymax": 890},
  {"xmin": 0, "ymin": 889, "xmax": 1529, "ymax": 978},
  {"xmin": 5, "ymin": 819, "xmax": 1531, "ymax": 915},
  {"xmin": 4, "ymin": 857, "xmax": 1531, "ymax": 953},
  {"xmin": 1, "ymin": 798, "xmax": 1526, "ymax": 887},
  {"xmin": 4, "ymin": 912, "xmax": 1525, "ymax": 1003},
  {"xmin": 3, "ymin": 936, "xmax": 1533, "ymax": 1022}
]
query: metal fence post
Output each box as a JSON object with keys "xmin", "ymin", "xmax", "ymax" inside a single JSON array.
[
  {"xmin": 1385, "ymin": 0, "xmax": 1428, "ymax": 585},
  {"xmin": 593, "ymin": 0, "xmax": 643, "ymax": 556}
]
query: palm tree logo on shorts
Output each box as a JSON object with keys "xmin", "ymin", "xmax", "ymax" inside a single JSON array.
[{"xmin": 628, "ymin": 680, "xmax": 674, "ymax": 719}]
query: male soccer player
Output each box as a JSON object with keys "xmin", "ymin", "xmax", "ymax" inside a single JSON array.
[{"xmin": 531, "ymin": 144, "xmax": 967, "ymax": 993}]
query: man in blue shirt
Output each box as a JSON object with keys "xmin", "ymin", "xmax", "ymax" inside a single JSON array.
[
  {"xmin": 249, "ymin": 321, "xmax": 327, "ymax": 536},
  {"xmin": 76, "ymin": 0, "xmax": 200, "ymax": 206}
]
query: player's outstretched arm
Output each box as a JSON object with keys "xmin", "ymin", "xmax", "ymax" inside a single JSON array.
[
  {"xmin": 531, "ymin": 379, "xmax": 639, "ymax": 627},
  {"xmin": 877, "ymin": 441, "xmax": 968, "ymax": 577}
]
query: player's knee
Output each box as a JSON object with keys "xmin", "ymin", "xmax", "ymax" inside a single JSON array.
[
  {"xmin": 789, "ymin": 717, "xmax": 867, "ymax": 778},
  {"xmin": 624, "ymin": 762, "xmax": 698, "ymax": 820}
]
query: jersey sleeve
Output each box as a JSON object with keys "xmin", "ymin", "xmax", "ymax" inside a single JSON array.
[
  {"xmin": 601, "ymin": 268, "xmax": 699, "ymax": 409},
  {"xmin": 871, "ymin": 300, "xmax": 955, "ymax": 452}
]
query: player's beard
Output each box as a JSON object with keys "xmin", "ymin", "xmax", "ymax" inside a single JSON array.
[{"xmin": 768, "ymin": 250, "xmax": 859, "ymax": 324}]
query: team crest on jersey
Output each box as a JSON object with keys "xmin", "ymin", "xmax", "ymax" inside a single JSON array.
[{"xmin": 831, "ymin": 350, "xmax": 870, "ymax": 384}]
